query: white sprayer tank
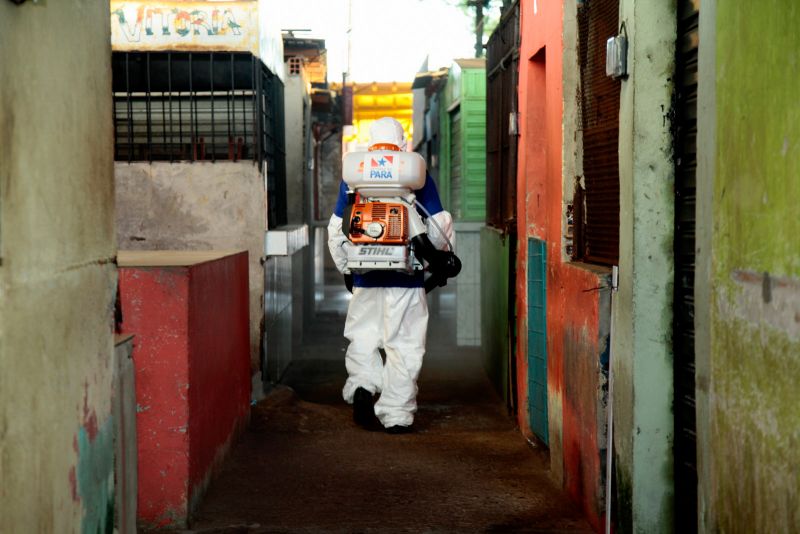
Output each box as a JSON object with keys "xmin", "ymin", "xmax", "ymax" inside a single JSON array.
[{"xmin": 342, "ymin": 150, "xmax": 426, "ymax": 196}]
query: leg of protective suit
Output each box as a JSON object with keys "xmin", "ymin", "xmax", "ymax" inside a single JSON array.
[
  {"xmin": 342, "ymin": 287, "xmax": 384, "ymax": 403},
  {"xmin": 374, "ymin": 287, "xmax": 429, "ymax": 428}
]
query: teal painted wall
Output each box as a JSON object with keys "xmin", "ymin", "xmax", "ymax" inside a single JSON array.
[
  {"xmin": 439, "ymin": 61, "xmax": 486, "ymax": 221},
  {"xmin": 76, "ymin": 420, "xmax": 116, "ymax": 534},
  {"xmin": 526, "ymin": 238, "xmax": 548, "ymax": 444},
  {"xmin": 481, "ymin": 227, "xmax": 510, "ymax": 403},
  {"xmin": 704, "ymin": 2, "xmax": 800, "ymax": 531}
]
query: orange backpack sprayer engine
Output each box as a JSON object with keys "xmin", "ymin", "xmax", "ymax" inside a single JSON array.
[{"xmin": 341, "ymin": 147, "xmax": 461, "ymax": 292}]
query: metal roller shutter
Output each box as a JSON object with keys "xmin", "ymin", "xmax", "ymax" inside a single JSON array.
[
  {"xmin": 486, "ymin": 1, "xmax": 519, "ymax": 232},
  {"xmin": 577, "ymin": 0, "xmax": 621, "ymax": 265},
  {"xmin": 673, "ymin": 0, "xmax": 700, "ymax": 530}
]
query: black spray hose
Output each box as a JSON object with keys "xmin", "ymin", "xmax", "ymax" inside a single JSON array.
[{"xmin": 412, "ymin": 233, "xmax": 462, "ymax": 293}]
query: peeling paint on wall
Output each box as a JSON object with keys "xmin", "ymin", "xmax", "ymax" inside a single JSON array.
[
  {"xmin": 75, "ymin": 419, "xmax": 116, "ymax": 534},
  {"xmin": 515, "ymin": 3, "xmax": 613, "ymax": 531},
  {"xmin": 725, "ymin": 271, "xmax": 800, "ymax": 341},
  {"xmin": 562, "ymin": 325, "xmax": 605, "ymax": 522}
]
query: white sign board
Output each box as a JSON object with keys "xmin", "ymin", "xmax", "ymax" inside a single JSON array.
[
  {"xmin": 111, "ymin": 1, "xmax": 284, "ymax": 80},
  {"xmin": 111, "ymin": 1, "xmax": 258, "ymax": 53}
]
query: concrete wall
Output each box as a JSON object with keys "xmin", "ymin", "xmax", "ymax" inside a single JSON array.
[
  {"xmin": 613, "ymin": 1, "xmax": 677, "ymax": 531},
  {"xmin": 115, "ymin": 162, "xmax": 265, "ymax": 371},
  {"xmin": 315, "ymin": 131, "xmax": 342, "ymax": 222},
  {"xmin": 284, "ymin": 71, "xmax": 311, "ymax": 225},
  {"xmin": 516, "ymin": 2, "xmax": 611, "ymax": 529},
  {"xmin": 0, "ymin": 3, "xmax": 117, "ymax": 532},
  {"xmin": 695, "ymin": 2, "xmax": 800, "ymax": 531}
]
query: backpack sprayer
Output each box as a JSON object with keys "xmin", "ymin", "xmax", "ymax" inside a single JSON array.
[{"xmin": 341, "ymin": 149, "xmax": 461, "ymax": 292}]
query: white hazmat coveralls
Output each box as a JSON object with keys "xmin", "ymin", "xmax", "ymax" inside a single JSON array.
[
  {"xmin": 327, "ymin": 210, "xmax": 453, "ymax": 428},
  {"xmin": 327, "ymin": 117, "xmax": 454, "ymax": 428}
]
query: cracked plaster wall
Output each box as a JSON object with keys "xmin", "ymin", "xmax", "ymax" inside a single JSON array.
[{"xmin": 0, "ymin": 3, "xmax": 117, "ymax": 532}]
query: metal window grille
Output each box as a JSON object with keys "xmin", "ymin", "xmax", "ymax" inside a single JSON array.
[
  {"xmin": 112, "ymin": 51, "xmax": 287, "ymax": 228},
  {"xmin": 574, "ymin": 0, "xmax": 621, "ymax": 265},
  {"xmin": 486, "ymin": 1, "xmax": 520, "ymax": 233}
]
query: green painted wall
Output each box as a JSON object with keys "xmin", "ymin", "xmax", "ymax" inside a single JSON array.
[
  {"xmin": 439, "ymin": 61, "xmax": 486, "ymax": 222},
  {"xmin": 481, "ymin": 227, "xmax": 510, "ymax": 403},
  {"xmin": 703, "ymin": 2, "xmax": 800, "ymax": 531},
  {"xmin": 613, "ymin": 0, "xmax": 676, "ymax": 531},
  {"xmin": 438, "ymin": 88, "xmax": 452, "ymax": 210},
  {"xmin": 0, "ymin": 3, "xmax": 117, "ymax": 532},
  {"xmin": 460, "ymin": 67, "xmax": 487, "ymax": 221}
]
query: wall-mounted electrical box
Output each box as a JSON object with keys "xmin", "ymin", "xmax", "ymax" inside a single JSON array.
[{"xmin": 606, "ymin": 32, "xmax": 628, "ymax": 79}]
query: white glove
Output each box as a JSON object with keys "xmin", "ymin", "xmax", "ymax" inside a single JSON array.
[
  {"xmin": 327, "ymin": 214, "xmax": 352, "ymax": 274},
  {"xmin": 427, "ymin": 210, "xmax": 456, "ymax": 251}
]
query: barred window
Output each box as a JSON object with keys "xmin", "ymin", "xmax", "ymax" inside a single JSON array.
[{"xmin": 112, "ymin": 51, "xmax": 287, "ymax": 228}]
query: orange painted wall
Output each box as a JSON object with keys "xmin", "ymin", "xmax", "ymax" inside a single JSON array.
[{"xmin": 515, "ymin": 1, "xmax": 608, "ymax": 530}]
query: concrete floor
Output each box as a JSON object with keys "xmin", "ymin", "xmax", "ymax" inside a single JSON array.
[{"xmin": 187, "ymin": 278, "xmax": 592, "ymax": 533}]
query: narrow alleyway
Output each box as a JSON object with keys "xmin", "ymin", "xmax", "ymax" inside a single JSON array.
[{"xmin": 186, "ymin": 273, "xmax": 591, "ymax": 533}]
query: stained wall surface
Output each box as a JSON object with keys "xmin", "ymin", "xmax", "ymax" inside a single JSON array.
[
  {"xmin": 612, "ymin": 0, "xmax": 677, "ymax": 531},
  {"xmin": 0, "ymin": 3, "xmax": 117, "ymax": 532},
  {"xmin": 700, "ymin": 2, "xmax": 800, "ymax": 531},
  {"xmin": 115, "ymin": 162, "xmax": 266, "ymax": 370},
  {"xmin": 284, "ymin": 71, "xmax": 311, "ymax": 225}
]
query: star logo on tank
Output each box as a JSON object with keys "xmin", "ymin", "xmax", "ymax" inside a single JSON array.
[
  {"xmin": 371, "ymin": 156, "xmax": 393, "ymax": 167},
  {"xmin": 368, "ymin": 155, "xmax": 395, "ymax": 179}
]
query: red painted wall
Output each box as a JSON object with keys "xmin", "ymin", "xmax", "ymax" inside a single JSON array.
[
  {"xmin": 516, "ymin": 2, "xmax": 607, "ymax": 530},
  {"xmin": 188, "ymin": 255, "xmax": 251, "ymax": 496},
  {"xmin": 119, "ymin": 252, "xmax": 250, "ymax": 527},
  {"xmin": 121, "ymin": 267, "xmax": 192, "ymax": 525}
]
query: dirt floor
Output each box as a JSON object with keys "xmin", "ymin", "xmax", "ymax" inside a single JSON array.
[{"xmin": 184, "ymin": 283, "xmax": 592, "ymax": 533}]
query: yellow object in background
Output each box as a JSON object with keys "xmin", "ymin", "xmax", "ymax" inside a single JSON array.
[{"xmin": 335, "ymin": 81, "xmax": 414, "ymax": 153}]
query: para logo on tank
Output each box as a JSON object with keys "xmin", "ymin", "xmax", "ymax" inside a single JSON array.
[
  {"xmin": 369, "ymin": 156, "xmax": 394, "ymax": 180},
  {"xmin": 369, "ymin": 170, "xmax": 394, "ymax": 179}
]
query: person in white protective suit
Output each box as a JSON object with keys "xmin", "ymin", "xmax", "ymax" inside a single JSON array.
[{"xmin": 327, "ymin": 117, "xmax": 456, "ymax": 433}]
